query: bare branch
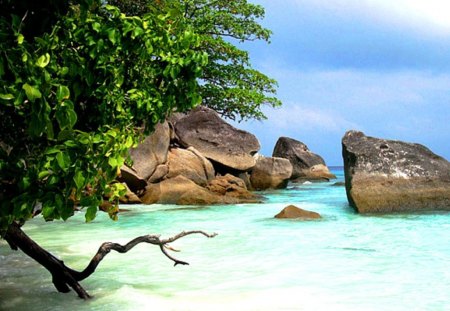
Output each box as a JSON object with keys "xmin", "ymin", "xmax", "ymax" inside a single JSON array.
[{"xmin": 72, "ymin": 230, "xmax": 217, "ymax": 281}]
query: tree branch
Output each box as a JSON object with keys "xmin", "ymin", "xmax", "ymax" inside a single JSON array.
[{"xmin": 72, "ymin": 230, "xmax": 217, "ymax": 281}]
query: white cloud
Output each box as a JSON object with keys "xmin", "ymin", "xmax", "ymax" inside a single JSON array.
[
  {"xmin": 270, "ymin": 0, "xmax": 450, "ymax": 35},
  {"xmin": 264, "ymin": 103, "xmax": 360, "ymax": 133}
]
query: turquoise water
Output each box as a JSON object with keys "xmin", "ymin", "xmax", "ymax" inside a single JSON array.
[{"xmin": 1, "ymin": 168, "xmax": 450, "ymax": 310}]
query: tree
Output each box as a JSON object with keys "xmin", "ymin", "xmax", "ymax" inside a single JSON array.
[
  {"xmin": 0, "ymin": 0, "xmax": 214, "ymax": 298},
  {"xmin": 110, "ymin": 0, "xmax": 282, "ymax": 121}
]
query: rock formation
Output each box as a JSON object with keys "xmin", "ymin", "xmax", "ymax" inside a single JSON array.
[
  {"xmin": 342, "ymin": 130, "xmax": 450, "ymax": 213},
  {"xmin": 174, "ymin": 106, "xmax": 260, "ymax": 171},
  {"xmin": 207, "ymin": 174, "xmax": 261, "ymax": 202},
  {"xmin": 117, "ymin": 165, "xmax": 147, "ymax": 195},
  {"xmin": 274, "ymin": 205, "xmax": 322, "ymax": 219},
  {"xmin": 128, "ymin": 121, "xmax": 170, "ymax": 181},
  {"xmin": 250, "ymin": 155, "xmax": 293, "ymax": 190},
  {"xmin": 273, "ymin": 137, "xmax": 335, "ymax": 181},
  {"xmin": 141, "ymin": 175, "xmax": 259, "ymax": 205},
  {"xmin": 166, "ymin": 147, "xmax": 215, "ymax": 186}
]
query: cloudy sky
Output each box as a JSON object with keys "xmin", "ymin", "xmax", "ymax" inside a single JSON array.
[{"xmin": 232, "ymin": 0, "xmax": 450, "ymax": 165}]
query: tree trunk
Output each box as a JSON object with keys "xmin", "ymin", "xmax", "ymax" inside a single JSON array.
[
  {"xmin": 4, "ymin": 222, "xmax": 91, "ymax": 298},
  {"xmin": 4, "ymin": 221, "xmax": 216, "ymax": 299}
]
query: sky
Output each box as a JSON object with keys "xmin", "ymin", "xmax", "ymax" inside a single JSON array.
[{"xmin": 231, "ymin": 0, "xmax": 450, "ymax": 165}]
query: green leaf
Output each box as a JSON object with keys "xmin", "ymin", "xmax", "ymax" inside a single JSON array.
[
  {"xmin": 36, "ymin": 53, "xmax": 51, "ymax": 68},
  {"xmin": 73, "ymin": 171, "xmax": 85, "ymax": 189},
  {"xmin": 108, "ymin": 157, "xmax": 118, "ymax": 167},
  {"xmin": 57, "ymin": 129, "xmax": 73, "ymax": 141},
  {"xmin": 0, "ymin": 94, "xmax": 14, "ymax": 100},
  {"xmin": 92, "ymin": 22, "xmax": 101, "ymax": 32},
  {"xmin": 85, "ymin": 206, "xmax": 97, "ymax": 222},
  {"xmin": 42, "ymin": 204, "xmax": 55, "ymax": 220},
  {"xmin": 17, "ymin": 34, "xmax": 24, "ymax": 45},
  {"xmin": 56, "ymin": 85, "xmax": 70, "ymax": 101},
  {"xmin": 38, "ymin": 170, "xmax": 51, "ymax": 179},
  {"xmin": 56, "ymin": 152, "xmax": 70, "ymax": 172},
  {"xmin": 22, "ymin": 84, "xmax": 42, "ymax": 102},
  {"xmin": 107, "ymin": 29, "xmax": 117, "ymax": 44},
  {"xmin": 61, "ymin": 202, "xmax": 74, "ymax": 221}
]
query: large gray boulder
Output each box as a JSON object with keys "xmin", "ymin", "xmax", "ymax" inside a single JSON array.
[
  {"xmin": 272, "ymin": 137, "xmax": 335, "ymax": 181},
  {"xmin": 129, "ymin": 121, "xmax": 170, "ymax": 181},
  {"xmin": 166, "ymin": 147, "xmax": 215, "ymax": 186},
  {"xmin": 174, "ymin": 106, "xmax": 260, "ymax": 171},
  {"xmin": 342, "ymin": 130, "xmax": 450, "ymax": 213},
  {"xmin": 250, "ymin": 155, "xmax": 293, "ymax": 190}
]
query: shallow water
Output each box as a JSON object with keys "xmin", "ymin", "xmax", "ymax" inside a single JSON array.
[{"xmin": 1, "ymin": 169, "xmax": 449, "ymax": 310}]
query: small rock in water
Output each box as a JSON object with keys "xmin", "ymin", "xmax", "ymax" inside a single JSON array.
[{"xmin": 274, "ymin": 205, "xmax": 322, "ymax": 220}]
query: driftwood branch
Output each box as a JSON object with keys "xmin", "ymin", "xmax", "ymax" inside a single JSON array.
[
  {"xmin": 5, "ymin": 222, "xmax": 217, "ymax": 299},
  {"xmin": 72, "ymin": 230, "xmax": 218, "ymax": 281}
]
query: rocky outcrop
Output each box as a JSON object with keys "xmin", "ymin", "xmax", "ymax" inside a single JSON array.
[
  {"xmin": 129, "ymin": 121, "xmax": 170, "ymax": 181},
  {"xmin": 206, "ymin": 174, "xmax": 261, "ymax": 202},
  {"xmin": 166, "ymin": 147, "xmax": 215, "ymax": 186},
  {"xmin": 174, "ymin": 106, "xmax": 260, "ymax": 171},
  {"xmin": 273, "ymin": 137, "xmax": 335, "ymax": 181},
  {"xmin": 141, "ymin": 175, "xmax": 220, "ymax": 205},
  {"xmin": 118, "ymin": 165, "xmax": 147, "ymax": 194},
  {"xmin": 342, "ymin": 130, "xmax": 450, "ymax": 213},
  {"xmin": 141, "ymin": 175, "xmax": 258, "ymax": 205},
  {"xmin": 118, "ymin": 183, "xmax": 142, "ymax": 204},
  {"xmin": 274, "ymin": 205, "xmax": 322, "ymax": 219},
  {"xmin": 250, "ymin": 155, "xmax": 293, "ymax": 190}
]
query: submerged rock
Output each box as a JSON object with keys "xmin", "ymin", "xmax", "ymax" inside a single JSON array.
[
  {"xmin": 174, "ymin": 106, "xmax": 260, "ymax": 171},
  {"xmin": 250, "ymin": 155, "xmax": 293, "ymax": 190},
  {"xmin": 274, "ymin": 205, "xmax": 322, "ymax": 219},
  {"xmin": 342, "ymin": 130, "xmax": 450, "ymax": 213},
  {"xmin": 273, "ymin": 137, "xmax": 335, "ymax": 181}
]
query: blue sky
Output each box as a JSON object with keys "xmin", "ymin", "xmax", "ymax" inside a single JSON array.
[{"xmin": 232, "ymin": 0, "xmax": 450, "ymax": 165}]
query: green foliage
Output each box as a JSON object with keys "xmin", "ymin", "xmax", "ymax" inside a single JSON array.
[
  {"xmin": 0, "ymin": 0, "xmax": 206, "ymax": 234},
  {"xmin": 187, "ymin": 0, "xmax": 282, "ymax": 121},
  {"xmin": 113, "ymin": 0, "xmax": 282, "ymax": 121}
]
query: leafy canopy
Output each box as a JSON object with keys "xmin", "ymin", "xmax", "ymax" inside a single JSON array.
[
  {"xmin": 110, "ymin": 0, "xmax": 282, "ymax": 121},
  {"xmin": 0, "ymin": 0, "xmax": 207, "ymax": 234}
]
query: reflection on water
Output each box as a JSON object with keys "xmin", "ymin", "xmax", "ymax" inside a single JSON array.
[{"xmin": 1, "ymin": 169, "xmax": 450, "ymax": 310}]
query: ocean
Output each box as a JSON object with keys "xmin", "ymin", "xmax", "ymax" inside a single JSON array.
[{"xmin": 1, "ymin": 168, "xmax": 449, "ymax": 310}]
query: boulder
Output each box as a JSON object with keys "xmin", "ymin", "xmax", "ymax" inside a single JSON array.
[
  {"xmin": 342, "ymin": 130, "xmax": 450, "ymax": 213},
  {"xmin": 129, "ymin": 121, "xmax": 170, "ymax": 181},
  {"xmin": 174, "ymin": 106, "xmax": 260, "ymax": 171},
  {"xmin": 274, "ymin": 205, "xmax": 322, "ymax": 219},
  {"xmin": 273, "ymin": 137, "xmax": 335, "ymax": 181},
  {"xmin": 141, "ymin": 175, "xmax": 222, "ymax": 205},
  {"xmin": 118, "ymin": 183, "xmax": 142, "ymax": 204},
  {"xmin": 166, "ymin": 147, "xmax": 215, "ymax": 186},
  {"xmin": 206, "ymin": 174, "xmax": 261, "ymax": 202},
  {"xmin": 141, "ymin": 175, "xmax": 259, "ymax": 205},
  {"xmin": 250, "ymin": 155, "xmax": 293, "ymax": 190},
  {"xmin": 147, "ymin": 164, "xmax": 169, "ymax": 184},
  {"xmin": 118, "ymin": 165, "xmax": 147, "ymax": 194}
]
